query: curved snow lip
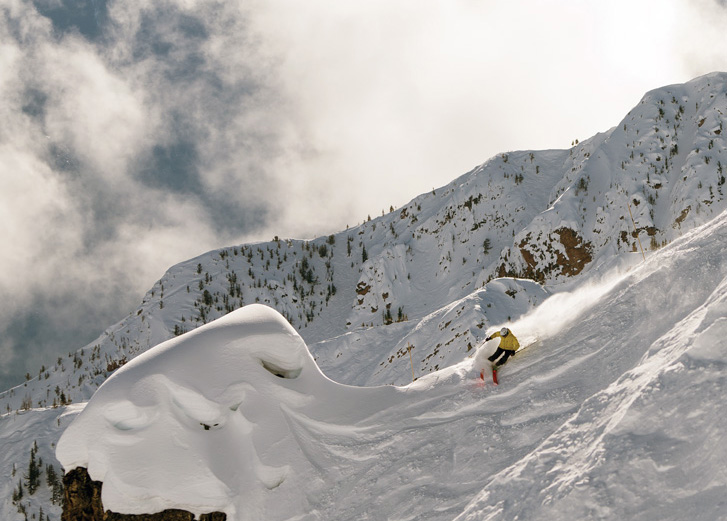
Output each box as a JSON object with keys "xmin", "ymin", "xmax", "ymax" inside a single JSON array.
[{"xmin": 54, "ymin": 304, "xmax": 339, "ymax": 518}]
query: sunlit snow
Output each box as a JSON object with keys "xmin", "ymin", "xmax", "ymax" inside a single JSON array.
[
  {"xmin": 56, "ymin": 206, "xmax": 727, "ymax": 519},
  {"xmin": 56, "ymin": 304, "xmax": 408, "ymax": 518},
  {"xmin": 3, "ymin": 73, "xmax": 727, "ymax": 521}
]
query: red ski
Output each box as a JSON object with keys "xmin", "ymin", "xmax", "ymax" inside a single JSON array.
[{"xmin": 492, "ymin": 367, "xmax": 499, "ymax": 385}]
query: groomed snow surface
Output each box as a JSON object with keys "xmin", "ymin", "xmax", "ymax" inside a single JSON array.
[{"xmin": 57, "ymin": 211, "xmax": 727, "ymax": 521}]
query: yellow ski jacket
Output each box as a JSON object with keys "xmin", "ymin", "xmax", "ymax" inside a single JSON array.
[{"xmin": 489, "ymin": 330, "xmax": 520, "ymax": 351}]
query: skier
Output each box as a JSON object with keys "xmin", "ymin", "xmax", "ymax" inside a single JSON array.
[{"xmin": 485, "ymin": 327, "xmax": 520, "ymax": 370}]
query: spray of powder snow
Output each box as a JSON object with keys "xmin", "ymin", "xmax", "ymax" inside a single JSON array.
[{"xmin": 502, "ymin": 268, "xmax": 631, "ymax": 348}]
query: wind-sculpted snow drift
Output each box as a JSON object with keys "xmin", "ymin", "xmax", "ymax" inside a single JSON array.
[{"xmin": 56, "ymin": 304, "xmax": 407, "ymax": 519}]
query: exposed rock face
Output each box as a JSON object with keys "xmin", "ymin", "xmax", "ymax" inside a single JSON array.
[
  {"xmin": 553, "ymin": 227, "xmax": 593, "ymax": 277},
  {"xmin": 62, "ymin": 467, "xmax": 104, "ymax": 521},
  {"xmin": 104, "ymin": 511, "xmax": 226, "ymax": 521},
  {"xmin": 62, "ymin": 467, "xmax": 226, "ymax": 521},
  {"xmin": 499, "ymin": 227, "xmax": 594, "ymax": 282}
]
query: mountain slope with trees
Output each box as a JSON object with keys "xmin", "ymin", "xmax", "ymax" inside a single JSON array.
[{"xmin": 1, "ymin": 72, "xmax": 726, "ymax": 521}]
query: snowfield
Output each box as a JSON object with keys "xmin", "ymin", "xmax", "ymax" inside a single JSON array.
[
  {"xmin": 56, "ymin": 207, "xmax": 727, "ymax": 520},
  {"xmin": 3, "ymin": 73, "xmax": 727, "ymax": 521}
]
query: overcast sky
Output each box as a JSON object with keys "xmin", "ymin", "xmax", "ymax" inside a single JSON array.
[{"xmin": 2, "ymin": 0, "xmax": 727, "ymax": 390}]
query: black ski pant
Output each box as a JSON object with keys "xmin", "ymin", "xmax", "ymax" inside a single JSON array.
[{"xmin": 488, "ymin": 347, "xmax": 514, "ymax": 367}]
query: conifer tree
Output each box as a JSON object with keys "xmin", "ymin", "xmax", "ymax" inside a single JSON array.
[
  {"xmin": 13, "ymin": 479, "xmax": 23, "ymax": 502},
  {"xmin": 25, "ymin": 441, "xmax": 41, "ymax": 495},
  {"xmin": 46, "ymin": 464, "xmax": 64, "ymax": 504}
]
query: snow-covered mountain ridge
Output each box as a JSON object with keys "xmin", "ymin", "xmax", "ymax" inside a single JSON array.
[
  {"xmin": 56, "ymin": 201, "xmax": 727, "ymax": 520},
  {"xmin": 2, "ymin": 72, "xmax": 727, "ymax": 520},
  {"xmin": 5, "ymin": 73, "xmax": 727, "ymax": 411},
  {"xmin": 4, "ymin": 73, "xmax": 727, "ymax": 413}
]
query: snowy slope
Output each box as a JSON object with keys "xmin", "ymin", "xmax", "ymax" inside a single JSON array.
[
  {"xmin": 2, "ymin": 73, "xmax": 727, "ymax": 520},
  {"xmin": 0, "ymin": 406, "xmax": 67, "ymax": 521},
  {"xmin": 55, "ymin": 208, "xmax": 727, "ymax": 521},
  {"xmin": 4, "ymin": 73, "xmax": 727, "ymax": 415},
  {"xmin": 456, "ymin": 209, "xmax": 727, "ymax": 521},
  {"xmin": 499, "ymin": 72, "xmax": 727, "ymax": 281}
]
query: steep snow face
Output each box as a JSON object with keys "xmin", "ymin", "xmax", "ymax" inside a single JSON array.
[
  {"xmin": 55, "ymin": 304, "xmax": 405, "ymax": 518},
  {"xmin": 499, "ymin": 72, "xmax": 727, "ymax": 281},
  {"xmin": 455, "ymin": 209, "xmax": 727, "ymax": 521},
  {"xmin": 314, "ymin": 277, "xmax": 550, "ymax": 386}
]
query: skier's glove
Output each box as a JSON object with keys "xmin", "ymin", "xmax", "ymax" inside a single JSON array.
[{"xmin": 485, "ymin": 336, "xmax": 491, "ymax": 341}]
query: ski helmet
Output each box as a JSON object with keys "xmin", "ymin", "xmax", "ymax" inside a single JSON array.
[{"xmin": 500, "ymin": 327, "xmax": 509, "ymax": 337}]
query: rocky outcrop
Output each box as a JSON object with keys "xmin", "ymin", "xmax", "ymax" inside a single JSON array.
[
  {"xmin": 498, "ymin": 227, "xmax": 594, "ymax": 282},
  {"xmin": 62, "ymin": 467, "xmax": 105, "ymax": 521},
  {"xmin": 104, "ymin": 511, "xmax": 226, "ymax": 521},
  {"xmin": 552, "ymin": 228, "xmax": 593, "ymax": 277},
  {"xmin": 62, "ymin": 467, "xmax": 226, "ymax": 521}
]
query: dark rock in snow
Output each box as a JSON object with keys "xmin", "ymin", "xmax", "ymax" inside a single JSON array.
[{"xmin": 62, "ymin": 467, "xmax": 226, "ymax": 521}]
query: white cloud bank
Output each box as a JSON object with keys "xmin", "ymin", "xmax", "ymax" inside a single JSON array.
[{"xmin": 1, "ymin": 0, "xmax": 727, "ymax": 387}]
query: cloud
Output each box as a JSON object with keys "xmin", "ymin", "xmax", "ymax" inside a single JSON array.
[
  {"xmin": 2, "ymin": 0, "xmax": 727, "ymax": 389},
  {"xmin": 244, "ymin": 0, "xmax": 727, "ymax": 234},
  {"xmin": 0, "ymin": 1, "xmax": 226, "ymax": 387},
  {"xmin": 674, "ymin": 0, "xmax": 727, "ymax": 77}
]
